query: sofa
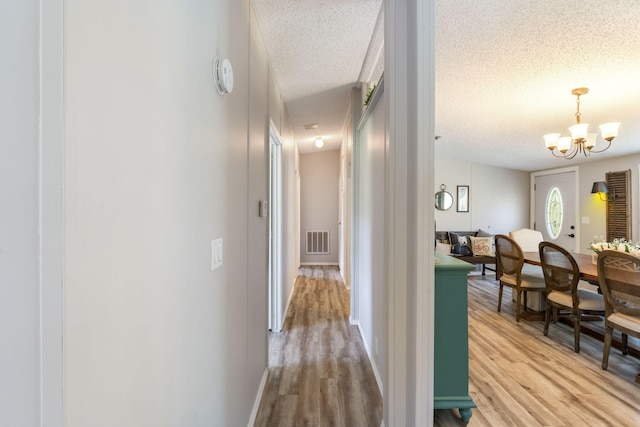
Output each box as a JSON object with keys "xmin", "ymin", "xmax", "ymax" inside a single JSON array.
[{"xmin": 435, "ymin": 230, "xmax": 496, "ymax": 275}]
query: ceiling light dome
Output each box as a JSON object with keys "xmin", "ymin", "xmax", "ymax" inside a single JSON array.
[{"xmin": 315, "ymin": 137, "xmax": 324, "ymax": 148}]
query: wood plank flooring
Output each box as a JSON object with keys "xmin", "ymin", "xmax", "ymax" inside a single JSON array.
[
  {"xmin": 435, "ymin": 273, "xmax": 640, "ymax": 426},
  {"xmin": 254, "ymin": 266, "xmax": 383, "ymax": 427},
  {"xmin": 255, "ymin": 267, "xmax": 640, "ymax": 426}
]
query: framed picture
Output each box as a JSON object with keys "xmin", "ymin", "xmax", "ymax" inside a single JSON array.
[{"xmin": 457, "ymin": 185, "xmax": 469, "ymax": 212}]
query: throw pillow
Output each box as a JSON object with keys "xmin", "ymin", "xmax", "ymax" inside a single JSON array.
[
  {"xmin": 448, "ymin": 232, "xmax": 468, "ymax": 247},
  {"xmin": 470, "ymin": 236, "xmax": 494, "ymax": 256}
]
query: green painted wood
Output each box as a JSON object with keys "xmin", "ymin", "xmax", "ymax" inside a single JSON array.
[{"xmin": 434, "ymin": 252, "xmax": 476, "ymax": 422}]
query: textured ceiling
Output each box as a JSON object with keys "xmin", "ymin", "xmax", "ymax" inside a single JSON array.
[
  {"xmin": 436, "ymin": 0, "xmax": 640, "ymax": 171},
  {"xmin": 254, "ymin": 0, "xmax": 640, "ymax": 170},
  {"xmin": 252, "ymin": 0, "xmax": 383, "ymax": 153}
]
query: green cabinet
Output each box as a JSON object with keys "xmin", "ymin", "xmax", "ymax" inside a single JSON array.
[{"xmin": 434, "ymin": 252, "xmax": 476, "ymax": 423}]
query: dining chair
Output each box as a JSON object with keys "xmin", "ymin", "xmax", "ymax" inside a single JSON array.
[
  {"xmin": 539, "ymin": 241, "xmax": 605, "ymax": 352},
  {"xmin": 495, "ymin": 234, "xmax": 546, "ymax": 322},
  {"xmin": 509, "ymin": 228, "xmax": 546, "ymax": 312},
  {"xmin": 597, "ymin": 250, "xmax": 640, "ymax": 370}
]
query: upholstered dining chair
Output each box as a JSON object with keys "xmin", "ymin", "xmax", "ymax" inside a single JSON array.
[
  {"xmin": 509, "ymin": 228, "xmax": 546, "ymax": 311},
  {"xmin": 597, "ymin": 250, "xmax": 640, "ymax": 370},
  {"xmin": 539, "ymin": 241, "xmax": 605, "ymax": 352},
  {"xmin": 495, "ymin": 234, "xmax": 546, "ymax": 322}
]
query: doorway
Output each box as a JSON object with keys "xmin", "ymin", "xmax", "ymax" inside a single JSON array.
[
  {"xmin": 269, "ymin": 126, "xmax": 283, "ymax": 332},
  {"xmin": 534, "ymin": 168, "xmax": 579, "ymax": 252}
]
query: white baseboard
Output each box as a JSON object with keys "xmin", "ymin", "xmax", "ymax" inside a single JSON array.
[
  {"xmin": 299, "ymin": 262, "xmax": 339, "ymax": 266},
  {"xmin": 272, "ymin": 278, "xmax": 297, "ymax": 333},
  {"xmin": 282, "ymin": 278, "xmax": 296, "ymax": 326},
  {"xmin": 353, "ymin": 320, "xmax": 384, "ymax": 398},
  {"xmin": 247, "ymin": 368, "xmax": 268, "ymax": 427}
]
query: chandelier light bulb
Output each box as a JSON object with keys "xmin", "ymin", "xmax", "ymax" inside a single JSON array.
[
  {"xmin": 585, "ymin": 133, "xmax": 597, "ymax": 150},
  {"xmin": 543, "ymin": 133, "xmax": 560, "ymax": 150},
  {"xmin": 569, "ymin": 123, "xmax": 589, "ymax": 142},
  {"xmin": 558, "ymin": 136, "xmax": 572, "ymax": 153},
  {"xmin": 599, "ymin": 122, "xmax": 620, "ymax": 141}
]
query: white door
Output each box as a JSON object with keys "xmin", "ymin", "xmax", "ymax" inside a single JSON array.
[{"xmin": 535, "ymin": 171, "xmax": 578, "ymax": 252}]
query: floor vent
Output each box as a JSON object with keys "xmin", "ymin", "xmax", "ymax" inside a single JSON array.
[{"xmin": 306, "ymin": 230, "xmax": 330, "ymax": 255}]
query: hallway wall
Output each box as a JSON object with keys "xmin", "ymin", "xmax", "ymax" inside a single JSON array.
[
  {"xmin": 61, "ymin": 1, "xmax": 291, "ymax": 426},
  {"xmin": 354, "ymin": 86, "xmax": 386, "ymax": 392},
  {"xmin": 434, "ymin": 157, "xmax": 530, "ymax": 234},
  {"xmin": 299, "ymin": 150, "xmax": 340, "ymax": 265},
  {"xmin": 0, "ymin": 1, "xmax": 41, "ymax": 424}
]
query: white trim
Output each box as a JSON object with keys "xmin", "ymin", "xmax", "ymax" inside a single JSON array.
[
  {"xmin": 349, "ymin": 87, "xmax": 362, "ymax": 346},
  {"xmin": 246, "ymin": 368, "xmax": 269, "ymax": 427},
  {"xmin": 353, "ymin": 320, "xmax": 384, "ymax": 399},
  {"xmin": 40, "ymin": 0, "xmax": 65, "ymax": 425},
  {"xmin": 384, "ymin": 1, "xmax": 435, "ymax": 425},
  {"xmin": 414, "ymin": 0, "xmax": 436, "ymax": 425},
  {"xmin": 269, "ymin": 126, "xmax": 284, "ymax": 332},
  {"xmin": 272, "ymin": 278, "xmax": 296, "ymax": 333}
]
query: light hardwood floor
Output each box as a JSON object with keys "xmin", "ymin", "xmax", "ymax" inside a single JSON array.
[
  {"xmin": 436, "ymin": 273, "xmax": 640, "ymax": 426},
  {"xmin": 255, "ymin": 267, "xmax": 640, "ymax": 426},
  {"xmin": 254, "ymin": 266, "xmax": 383, "ymax": 427}
]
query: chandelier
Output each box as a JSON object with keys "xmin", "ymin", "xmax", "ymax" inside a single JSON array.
[{"xmin": 543, "ymin": 87, "xmax": 620, "ymax": 159}]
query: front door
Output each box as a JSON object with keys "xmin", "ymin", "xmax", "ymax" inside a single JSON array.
[{"xmin": 534, "ymin": 171, "xmax": 578, "ymax": 252}]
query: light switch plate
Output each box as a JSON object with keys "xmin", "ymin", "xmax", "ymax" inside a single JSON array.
[
  {"xmin": 259, "ymin": 200, "xmax": 268, "ymax": 217},
  {"xmin": 211, "ymin": 238, "xmax": 223, "ymax": 271}
]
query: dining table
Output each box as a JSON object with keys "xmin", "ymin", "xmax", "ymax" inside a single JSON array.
[{"xmin": 522, "ymin": 251, "xmax": 598, "ymax": 284}]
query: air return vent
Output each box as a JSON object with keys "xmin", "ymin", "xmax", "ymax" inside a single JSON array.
[{"xmin": 306, "ymin": 230, "xmax": 329, "ymax": 255}]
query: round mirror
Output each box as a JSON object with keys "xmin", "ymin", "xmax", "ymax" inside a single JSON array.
[{"xmin": 435, "ymin": 184, "xmax": 453, "ymax": 210}]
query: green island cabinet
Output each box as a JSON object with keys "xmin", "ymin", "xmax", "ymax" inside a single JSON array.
[{"xmin": 434, "ymin": 251, "xmax": 476, "ymax": 423}]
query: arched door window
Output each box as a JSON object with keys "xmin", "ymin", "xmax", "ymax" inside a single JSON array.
[{"xmin": 546, "ymin": 187, "xmax": 563, "ymax": 239}]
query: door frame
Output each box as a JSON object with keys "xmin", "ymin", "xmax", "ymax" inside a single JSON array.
[
  {"xmin": 530, "ymin": 166, "xmax": 580, "ymax": 253},
  {"xmin": 268, "ymin": 125, "xmax": 284, "ymax": 332},
  {"xmin": 385, "ymin": 0, "xmax": 435, "ymax": 425}
]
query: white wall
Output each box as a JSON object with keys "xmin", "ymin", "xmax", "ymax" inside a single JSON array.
[
  {"xmin": 247, "ymin": 4, "xmax": 270, "ymax": 409},
  {"xmin": 435, "ymin": 157, "xmax": 530, "ymax": 234},
  {"xmin": 300, "ymin": 150, "xmax": 340, "ymax": 264},
  {"xmin": 354, "ymin": 87, "xmax": 386, "ymax": 391},
  {"xmin": 0, "ymin": 2, "xmax": 41, "ymax": 425},
  {"xmin": 59, "ymin": 1, "xmax": 292, "ymax": 425}
]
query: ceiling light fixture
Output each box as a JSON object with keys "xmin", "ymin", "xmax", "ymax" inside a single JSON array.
[
  {"xmin": 315, "ymin": 137, "xmax": 324, "ymax": 148},
  {"xmin": 543, "ymin": 87, "xmax": 620, "ymax": 159}
]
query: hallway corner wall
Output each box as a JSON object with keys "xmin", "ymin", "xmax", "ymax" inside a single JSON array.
[
  {"xmin": 299, "ymin": 150, "xmax": 341, "ymax": 265},
  {"xmin": 62, "ymin": 1, "xmax": 277, "ymax": 425}
]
